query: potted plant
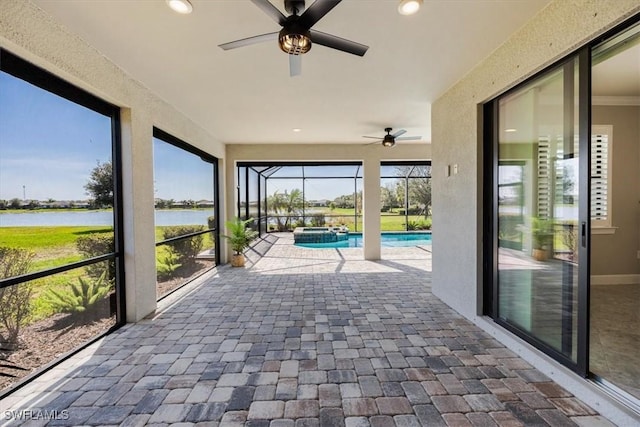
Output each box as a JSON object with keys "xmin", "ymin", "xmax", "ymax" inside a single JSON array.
[
  {"xmin": 223, "ymin": 217, "xmax": 258, "ymax": 267},
  {"xmin": 531, "ymin": 217, "xmax": 554, "ymax": 261}
]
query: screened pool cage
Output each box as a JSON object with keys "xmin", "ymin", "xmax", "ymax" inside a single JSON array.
[{"xmin": 236, "ymin": 161, "xmax": 431, "ymax": 235}]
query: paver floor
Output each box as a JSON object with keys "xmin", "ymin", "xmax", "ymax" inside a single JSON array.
[{"xmin": 1, "ymin": 235, "xmax": 611, "ymax": 426}]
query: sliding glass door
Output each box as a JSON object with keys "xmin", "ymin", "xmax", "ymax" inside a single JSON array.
[
  {"xmin": 589, "ymin": 22, "xmax": 640, "ymax": 402},
  {"xmin": 485, "ymin": 17, "xmax": 640, "ymax": 409},
  {"xmin": 487, "ymin": 51, "xmax": 589, "ymax": 371}
]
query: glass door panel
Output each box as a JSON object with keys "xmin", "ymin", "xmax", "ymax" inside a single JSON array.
[
  {"xmin": 497, "ymin": 57, "xmax": 581, "ymax": 364},
  {"xmin": 590, "ymin": 22, "xmax": 640, "ymax": 401}
]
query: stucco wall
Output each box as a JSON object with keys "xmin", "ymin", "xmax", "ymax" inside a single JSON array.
[
  {"xmin": 0, "ymin": 0, "xmax": 225, "ymax": 321},
  {"xmin": 431, "ymin": 0, "xmax": 640, "ymax": 320},
  {"xmin": 591, "ymin": 105, "xmax": 640, "ymax": 277}
]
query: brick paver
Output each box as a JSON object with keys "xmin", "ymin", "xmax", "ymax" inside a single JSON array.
[{"xmin": 0, "ymin": 235, "xmax": 608, "ymax": 425}]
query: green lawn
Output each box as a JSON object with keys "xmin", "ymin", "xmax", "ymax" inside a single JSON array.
[
  {"xmin": 0, "ymin": 226, "xmax": 113, "ymax": 272},
  {"xmin": 0, "ymin": 226, "xmax": 114, "ymax": 320},
  {"xmin": 0, "ymin": 224, "xmax": 217, "ymax": 323},
  {"xmin": 304, "ymin": 208, "xmax": 430, "ymax": 231},
  {"xmin": 0, "ymin": 226, "xmax": 112, "ymax": 249}
]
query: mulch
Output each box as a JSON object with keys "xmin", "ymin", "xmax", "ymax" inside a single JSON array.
[{"xmin": 0, "ymin": 313, "xmax": 115, "ymax": 392}]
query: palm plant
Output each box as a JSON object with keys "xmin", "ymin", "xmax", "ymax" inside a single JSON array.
[
  {"xmin": 267, "ymin": 189, "xmax": 304, "ymax": 230},
  {"xmin": 224, "ymin": 217, "xmax": 258, "ymax": 255}
]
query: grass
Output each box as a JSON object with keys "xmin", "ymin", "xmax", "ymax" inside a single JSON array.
[
  {"xmin": 0, "ymin": 223, "xmax": 217, "ymax": 330},
  {"xmin": 0, "ymin": 226, "xmax": 113, "ymax": 272},
  {"xmin": 299, "ymin": 208, "xmax": 430, "ymax": 231},
  {"xmin": 0, "ymin": 226, "xmax": 112, "ymax": 249},
  {"xmin": 0, "ymin": 227, "xmax": 114, "ymax": 320}
]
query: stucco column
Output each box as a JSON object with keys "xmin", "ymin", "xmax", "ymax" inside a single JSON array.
[
  {"xmin": 120, "ymin": 108, "xmax": 157, "ymax": 322},
  {"xmin": 362, "ymin": 158, "xmax": 381, "ymax": 260}
]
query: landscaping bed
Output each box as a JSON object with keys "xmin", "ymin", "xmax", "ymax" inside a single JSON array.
[{"xmin": 0, "ymin": 312, "xmax": 115, "ymax": 392}]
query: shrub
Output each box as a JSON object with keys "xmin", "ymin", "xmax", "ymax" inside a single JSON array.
[
  {"xmin": 76, "ymin": 234, "xmax": 115, "ymax": 281},
  {"xmin": 0, "ymin": 247, "xmax": 34, "ymax": 349},
  {"xmin": 44, "ymin": 272, "xmax": 111, "ymax": 323},
  {"xmin": 162, "ymin": 226, "xmax": 205, "ymax": 267},
  {"xmin": 405, "ymin": 220, "xmax": 419, "ymax": 231},
  {"xmin": 397, "ymin": 206, "xmax": 423, "ymax": 215},
  {"xmin": 310, "ymin": 214, "xmax": 325, "ymax": 227},
  {"xmin": 157, "ymin": 251, "xmax": 182, "ymax": 281},
  {"xmin": 207, "ymin": 216, "xmax": 216, "ymax": 231},
  {"xmin": 207, "ymin": 215, "xmax": 217, "ymax": 245},
  {"xmin": 418, "ymin": 218, "xmax": 432, "ymax": 230}
]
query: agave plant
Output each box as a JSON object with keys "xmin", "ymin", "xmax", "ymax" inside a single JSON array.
[{"xmin": 45, "ymin": 272, "xmax": 111, "ymax": 321}]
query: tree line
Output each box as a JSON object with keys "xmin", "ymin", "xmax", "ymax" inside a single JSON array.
[{"xmin": 263, "ymin": 166, "xmax": 432, "ymax": 227}]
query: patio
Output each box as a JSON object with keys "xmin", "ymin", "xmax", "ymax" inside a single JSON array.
[{"xmin": 1, "ymin": 235, "xmax": 608, "ymax": 426}]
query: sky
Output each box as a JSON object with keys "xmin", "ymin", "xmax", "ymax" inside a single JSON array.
[
  {"xmin": 264, "ymin": 177, "xmax": 362, "ymax": 201},
  {"xmin": 0, "ymin": 72, "xmax": 113, "ymax": 201},
  {"xmin": 0, "ymin": 71, "xmax": 214, "ymax": 202},
  {"xmin": 0, "ymin": 70, "xmax": 411, "ymax": 203},
  {"xmin": 152, "ymin": 137, "xmax": 214, "ymax": 201}
]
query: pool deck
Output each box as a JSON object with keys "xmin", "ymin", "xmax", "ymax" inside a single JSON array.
[{"xmin": 0, "ymin": 233, "xmax": 612, "ymax": 426}]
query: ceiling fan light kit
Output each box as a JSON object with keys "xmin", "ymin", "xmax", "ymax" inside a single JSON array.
[
  {"xmin": 219, "ymin": 0, "xmax": 368, "ymax": 76},
  {"xmin": 382, "ymin": 137, "xmax": 396, "ymax": 147},
  {"xmin": 363, "ymin": 127, "xmax": 422, "ymax": 147},
  {"xmin": 279, "ymin": 26, "xmax": 312, "ymax": 54},
  {"xmin": 398, "ymin": 0, "xmax": 423, "ymax": 16}
]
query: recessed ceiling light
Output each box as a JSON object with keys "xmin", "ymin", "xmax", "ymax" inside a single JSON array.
[
  {"xmin": 398, "ymin": 0, "xmax": 423, "ymax": 16},
  {"xmin": 505, "ymin": 128, "xmax": 517, "ymax": 133},
  {"xmin": 292, "ymin": 128, "xmax": 302, "ymax": 132},
  {"xmin": 166, "ymin": 0, "xmax": 193, "ymax": 14}
]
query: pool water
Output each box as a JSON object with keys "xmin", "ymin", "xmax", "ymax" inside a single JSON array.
[{"xmin": 295, "ymin": 232, "xmax": 432, "ymax": 248}]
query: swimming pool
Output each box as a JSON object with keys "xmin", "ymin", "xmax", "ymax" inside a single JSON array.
[{"xmin": 294, "ymin": 232, "xmax": 432, "ymax": 248}]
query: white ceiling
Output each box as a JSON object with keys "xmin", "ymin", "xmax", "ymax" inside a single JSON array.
[{"xmin": 33, "ymin": 0, "xmax": 552, "ymax": 144}]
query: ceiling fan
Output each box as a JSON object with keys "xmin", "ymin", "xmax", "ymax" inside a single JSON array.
[
  {"xmin": 363, "ymin": 128, "xmax": 422, "ymax": 147},
  {"xmin": 218, "ymin": 0, "xmax": 369, "ymax": 76}
]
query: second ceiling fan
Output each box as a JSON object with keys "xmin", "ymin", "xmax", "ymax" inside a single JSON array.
[
  {"xmin": 219, "ymin": 0, "xmax": 369, "ymax": 76},
  {"xmin": 363, "ymin": 128, "xmax": 422, "ymax": 147}
]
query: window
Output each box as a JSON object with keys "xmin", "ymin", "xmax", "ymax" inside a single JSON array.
[
  {"xmin": 591, "ymin": 125, "xmax": 613, "ymax": 229},
  {"xmin": 237, "ymin": 163, "xmax": 363, "ymax": 233},
  {"xmin": 152, "ymin": 128, "xmax": 219, "ymax": 299},
  {"xmin": 380, "ymin": 162, "xmax": 432, "ymax": 231},
  {"xmin": 0, "ymin": 50, "xmax": 123, "ymax": 394}
]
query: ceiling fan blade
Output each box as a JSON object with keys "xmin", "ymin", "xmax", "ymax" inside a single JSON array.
[
  {"xmin": 299, "ymin": 0, "xmax": 341, "ymax": 28},
  {"xmin": 309, "ymin": 30, "xmax": 368, "ymax": 56},
  {"xmin": 218, "ymin": 32, "xmax": 279, "ymax": 50},
  {"xmin": 250, "ymin": 0, "xmax": 287, "ymax": 25},
  {"xmin": 362, "ymin": 136, "xmax": 382, "ymax": 139},
  {"xmin": 391, "ymin": 129, "xmax": 407, "ymax": 138},
  {"xmin": 289, "ymin": 54, "xmax": 302, "ymax": 77},
  {"xmin": 395, "ymin": 136, "xmax": 423, "ymax": 141}
]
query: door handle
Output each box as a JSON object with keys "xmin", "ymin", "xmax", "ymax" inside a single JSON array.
[{"xmin": 581, "ymin": 221, "xmax": 586, "ymax": 248}]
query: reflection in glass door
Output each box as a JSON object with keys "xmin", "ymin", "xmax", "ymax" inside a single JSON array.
[
  {"xmin": 589, "ymin": 22, "xmax": 640, "ymax": 402},
  {"xmin": 496, "ymin": 56, "xmax": 583, "ymax": 366},
  {"xmin": 498, "ymin": 162, "xmax": 526, "ymax": 251}
]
